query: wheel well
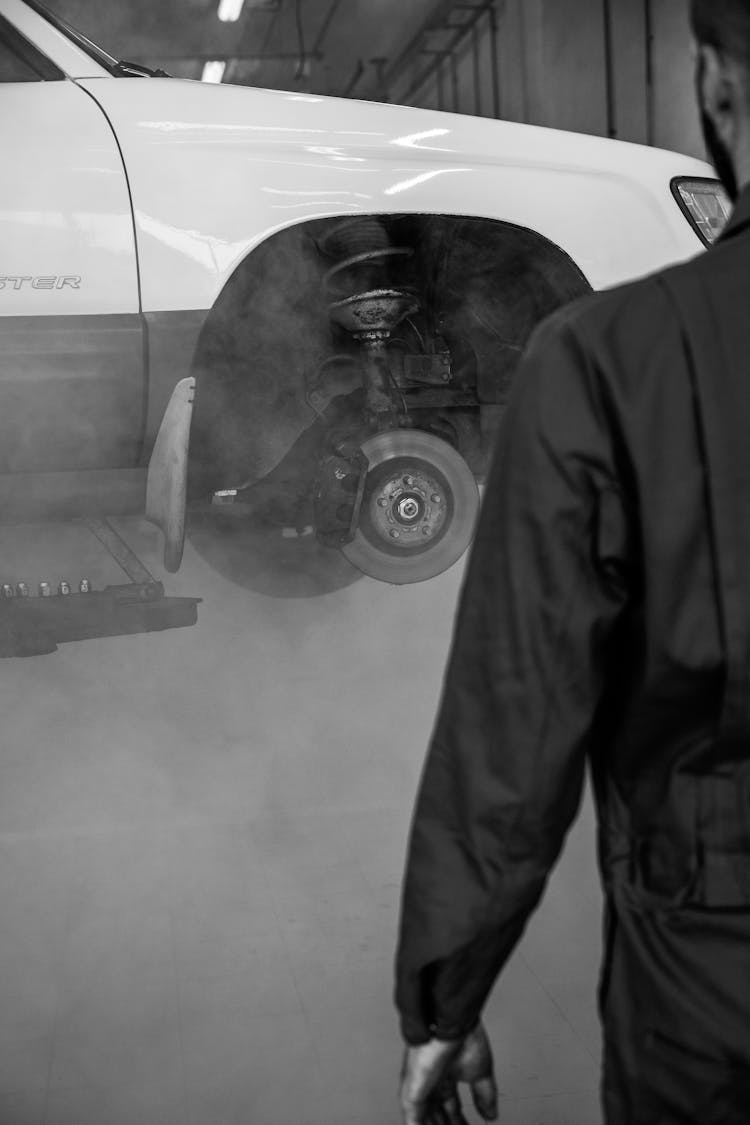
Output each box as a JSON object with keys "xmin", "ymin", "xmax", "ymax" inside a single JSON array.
[{"xmin": 188, "ymin": 213, "xmax": 591, "ymax": 496}]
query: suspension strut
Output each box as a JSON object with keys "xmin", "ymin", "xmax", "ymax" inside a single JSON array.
[
  {"xmin": 318, "ymin": 218, "xmax": 419, "ymax": 427},
  {"xmin": 311, "ymin": 219, "xmax": 419, "ymax": 547}
]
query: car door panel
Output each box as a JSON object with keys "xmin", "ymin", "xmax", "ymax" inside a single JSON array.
[
  {"xmin": 0, "ymin": 78, "xmax": 143, "ymax": 469},
  {"xmin": 0, "ymin": 315, "xmax": 144, "ymax": 471}
]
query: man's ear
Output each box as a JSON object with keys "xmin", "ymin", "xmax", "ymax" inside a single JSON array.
[{"xmin": 697, "ymin": 44, "xmax": 740, "ymax": 149}]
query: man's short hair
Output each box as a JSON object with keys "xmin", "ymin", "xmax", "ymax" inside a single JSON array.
[{"xmin": 691, "ymin": 0, "xmax": 750, "ymax": 65}]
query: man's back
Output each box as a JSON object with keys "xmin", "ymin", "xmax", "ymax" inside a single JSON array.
[
  {"xmin": 567, "ymin": 192, "xmax": 750, "ymax": 1120},
  {"xmin": 395, "ymin": 192, "xmax": 750, "ymax": 1123},
  {"xmin": 396, "ymin": 4, "xmax": 750, "ymax": 1121}
]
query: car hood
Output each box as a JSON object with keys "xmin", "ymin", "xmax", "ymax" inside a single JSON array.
[{"xmin": 81, "ymin": 76, "xmax": 712, "ymax": 185}]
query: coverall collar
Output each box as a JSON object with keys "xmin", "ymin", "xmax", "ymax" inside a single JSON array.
[{"xmin": 720, "ymin": 183, "xmax": 750, "ymax": 241}]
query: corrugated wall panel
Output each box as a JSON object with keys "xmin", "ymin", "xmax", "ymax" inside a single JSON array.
[{"xmin": 388, "ymin": 0, "xmax": 705, "ymax": 165}]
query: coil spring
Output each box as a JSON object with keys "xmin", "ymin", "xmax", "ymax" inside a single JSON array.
[
  {"xmin": 319, "ymin": 217, "xmax": 392, "ymax": 258},
  {"xmin": 318, "ymin": 217, "xmax": 414, "ymax": 299}
]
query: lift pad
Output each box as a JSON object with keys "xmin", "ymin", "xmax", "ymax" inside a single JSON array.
[
  {"xmin": 0, "ymin": 517, "xmax": 201, "ymax": 657},
  {"xmin": 0, "ymin": 586, "xmax": 200, "ymax": 657}
]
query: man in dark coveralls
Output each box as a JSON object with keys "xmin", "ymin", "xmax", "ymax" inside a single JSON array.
[{"xmin": 395, "ymin": 2, "xmax": 750, "ymax": 1122}]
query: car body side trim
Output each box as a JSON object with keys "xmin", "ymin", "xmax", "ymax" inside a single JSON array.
[
  {"xmin": 0, "ymin": 467, "xmax": 146, "ymax": 520},
  {"xmin": 0, "ymin": 313, "xmax": 145, "ymax": 473}
]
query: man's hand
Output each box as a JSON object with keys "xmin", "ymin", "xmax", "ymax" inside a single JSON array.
[{"xmin": 399, "ymin": 1022, "xmax": 498, "ymax": 1124}]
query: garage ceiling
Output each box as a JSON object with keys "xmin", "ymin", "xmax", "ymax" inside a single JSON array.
[{"xmin": 42, "ymin": 0, "xmax": 464, "ymax": 101}]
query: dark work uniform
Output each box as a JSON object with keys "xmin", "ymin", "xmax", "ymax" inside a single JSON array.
[{"xmin": 395, "ymin": 188, "xmax": 750, "ymax": 1123}]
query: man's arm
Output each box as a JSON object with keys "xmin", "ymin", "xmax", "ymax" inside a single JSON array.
[{"xmin": 395, "ymin": 307, "xmax": 632, "ymax": 1045}]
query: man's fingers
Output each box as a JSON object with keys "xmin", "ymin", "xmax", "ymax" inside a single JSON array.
[
  {"xmin": 471, "ymin": 1073, "xmax": 499, "ymax": 1121},
  {"xmin": 437, "ymin": 1084, "xmax": 469, "ymax": 1125},
  {"xmin": 404, "ymin": 1084, "xmax": 469, "ymax": 1125},
  {"xmin": 443, "ymin": 1095, "xmax": 471, "ymax": 1125},
  {"xmin": 399, "ymin": 1097, "xmax": 414, "ymax": 1125},
  {"xmin": 399, "ymin": 1039, "xmax": 465, "ymax": 1125},
  {"xmin": 399, "ymin": 1032, "xmax": 496, "ymax": 1125},
  {"xmin": 425, "ymin": 1103, "xmax": 453, "ymax": 1125},
  {"xmin": 400, "ymin": 1096, "xmax": 425, "ymax": 1125}
]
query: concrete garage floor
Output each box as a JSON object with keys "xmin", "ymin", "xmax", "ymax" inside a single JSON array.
[{"xmin": 0, "ymin": 515, "xmax": 603, "ymax": 1125}]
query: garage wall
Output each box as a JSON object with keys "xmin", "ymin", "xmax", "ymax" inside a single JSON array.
[
  {"xmin": 387, "ymin": 0, "xmax": 706, "ymax": 163},
  {"xmin": 649, "ymin": 0, "xmax": 704, "ymax": 156}
]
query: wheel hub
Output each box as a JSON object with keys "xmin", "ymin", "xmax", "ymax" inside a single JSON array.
[
  {"xmin": 396, "ymin": 494, "xmax": 421, "ymax": 523},
  {"xmin": 371, "ymin": 471, "xmax": 446, "ymax": 546}
]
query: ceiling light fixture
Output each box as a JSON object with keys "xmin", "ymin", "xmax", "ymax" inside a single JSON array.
[
  {"xmin": 217, "ymin": 0, "xmax": 245, "ymax": 21},
  {"xmin": 202, "ymin": 60, "xmax": 227, "ymax": 83}
]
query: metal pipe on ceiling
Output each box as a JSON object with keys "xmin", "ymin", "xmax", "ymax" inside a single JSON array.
[
  {"xmin": 488, "ymin": 2, "xmax": 500, "ymax": 119},
  {"xmin": 394, "ymin": 1, "xmax": 502, "ymax": 114},
  {"xmin": 450, "ymin": 48, "xmax": 459, "ymax": 111},
  {"xmin": 312, "ymin": 0, "xmax": 343, "ymax": 56},
  {"xmin": 344, "ymin": 58, "xmax": 365, "ymax": 97},
  {"xmin": 152, "ymin": 51, "xmax": 323, "ymax": 62},
  {"xmin": 603, "ymin": 0, "xmax": 616, "ymax": 138},
  {"xmin": 471, "ymin": 22, "xmax": 481, "ymax": 115},
  {"xmin": 644, "ymin": 0, "xmax": 655, "ymax": 146}
]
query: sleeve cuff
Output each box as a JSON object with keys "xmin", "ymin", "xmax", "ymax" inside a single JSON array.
[{"xmin": 401, "ymin": 1017, "xmax": 480, "ymax": 1046}]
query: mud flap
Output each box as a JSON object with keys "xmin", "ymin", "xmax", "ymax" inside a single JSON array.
[{"xmin": 146, "ymin": 377, "xmax": 195, "ymax": 572}]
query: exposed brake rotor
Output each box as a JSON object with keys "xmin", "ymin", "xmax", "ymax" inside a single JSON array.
[{"xmin": 340, "ymin": 429, "xmax": 479, "ymax": 584}]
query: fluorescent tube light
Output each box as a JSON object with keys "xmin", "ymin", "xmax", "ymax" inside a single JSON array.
[
  {"xmin": 217, "ymin": 0, "xmax": 245, "ymax": 21},
  {"xmin": 202, "ymin": 60, "xmax": 227, "ymax": 83}
]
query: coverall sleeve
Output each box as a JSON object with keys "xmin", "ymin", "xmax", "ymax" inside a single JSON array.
[{"xmin": 395, "ymin": 308, "xmax": 632, "ymax": 1045}]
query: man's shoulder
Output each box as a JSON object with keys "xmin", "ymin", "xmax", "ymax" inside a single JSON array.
[
  {"xmin": 547, "ymin": 251, "xmax": 712, "ymax": 345},
  {"xmin": 518, "ymin": 250, "xmax": 727, "ymax": 404},
  {"xmin": 556, "ymin": 229, "xmax": 749, "ymax": 348}
]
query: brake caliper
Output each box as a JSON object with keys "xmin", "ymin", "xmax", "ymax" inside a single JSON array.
[{"xmin": 313, "ymin": 441, "xmax": 369, "ymax": 548}]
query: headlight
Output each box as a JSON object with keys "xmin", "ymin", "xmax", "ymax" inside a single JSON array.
[{"xmin": 671, "ymin": 177, "xmax": 732, "ymax": 246}]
